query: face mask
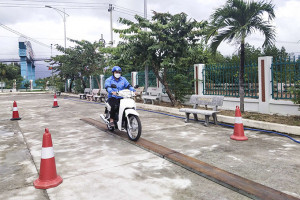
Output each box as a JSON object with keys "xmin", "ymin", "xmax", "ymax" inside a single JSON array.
[{"xmin": 114, "ymin": 73, "xmax": 121, "ymax": 79}]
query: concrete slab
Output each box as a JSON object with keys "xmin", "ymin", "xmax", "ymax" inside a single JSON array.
[
  {"xmin": 46, "ymin": 157, "xmax": 249, "ymax": 200},
  {"xmin": 1, "ymin": 94, "xmax": 299, "ymax": 200},
  {"xmin": 0, "ymin": 186, "xmax": 49, "ymax": 200}
]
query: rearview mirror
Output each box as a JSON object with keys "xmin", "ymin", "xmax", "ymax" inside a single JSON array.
[{"xmin": 134, "ymin": 85, "xmax": 139, "ymax": 89}]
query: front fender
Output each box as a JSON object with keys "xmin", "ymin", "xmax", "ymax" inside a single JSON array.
[{"xmin": 125, "ymin": 109, "xmax": 139, "ymax": 117}]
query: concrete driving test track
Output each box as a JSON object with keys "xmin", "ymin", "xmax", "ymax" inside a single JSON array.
[{"xmin": 0, "ymin": 93, "xmax": 299, "ymax": 200}]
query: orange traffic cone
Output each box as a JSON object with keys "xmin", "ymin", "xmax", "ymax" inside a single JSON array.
[
  {"xmin": 230, "ymin": 106, "xmax": 248, "ymax": 141},
  {"xmin": 11, "ymin": 101, "xmax": 21, "ymax": 120},
  {"xmin": 52, "ymin": 94, "xmax": 59, "ymax": 108},
  {"xmin": 34, "ymin": 128, "xmax": 63, "ymax": 189}
]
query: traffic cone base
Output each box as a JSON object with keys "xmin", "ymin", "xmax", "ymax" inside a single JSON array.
[
  {"xmin": 230, "ymin": 134, "xmax": 248, "ymax": 141},
  {"xmin": 231, "ymin": 124, "xmax": 248, "ymax": 141},
  {"xmin": 10, "ymin": 117, "xmax": 21, "ymax": 120},
  {"xmin": 52, "ymin": 105, "xmax": 59, "ymax": 108},
  {"xmin": 34, "ymin": 175, "xmax": 63, "ymax": 189}
]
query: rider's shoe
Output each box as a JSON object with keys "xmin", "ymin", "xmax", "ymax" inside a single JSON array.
[{"xmin": 109, "ymin": 122, "xmax": 115, "ymax": 127}]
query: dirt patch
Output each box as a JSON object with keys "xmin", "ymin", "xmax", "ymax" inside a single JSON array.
[
  {"xmin": 137, "ymin": 100, "xmax": 300, "ymax": 127},
  {"xmin": 220, "ymin": 110, "xmax": 300, "ymax": 126}
]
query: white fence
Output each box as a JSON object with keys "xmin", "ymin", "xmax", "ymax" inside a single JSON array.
[
  {"xmin": 194, "ymin": 57, "xmax": 299, "ymax": 116},
  {"xmin": 95, "ymin": 56, "xmax": 299, "ymax": 116}
]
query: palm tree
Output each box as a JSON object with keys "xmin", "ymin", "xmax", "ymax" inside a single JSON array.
[{"xmin": 206, "ymin": 0, "xmax": 275, "ymax": 112}]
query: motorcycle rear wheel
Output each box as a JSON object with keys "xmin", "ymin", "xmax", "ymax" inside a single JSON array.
[{"xmin": 126, "ymin": 115, "xmax": 141, "ymax": 141}]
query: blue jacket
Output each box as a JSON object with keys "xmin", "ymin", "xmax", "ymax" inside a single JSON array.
[{"xmin": 105, "ymin": 75, "xmax": 135, "ymax": 99}]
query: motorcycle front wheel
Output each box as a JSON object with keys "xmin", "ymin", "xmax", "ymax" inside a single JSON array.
[{"xmin": 126, "ymin": 115, "xmax": 141, "ymax": 141}]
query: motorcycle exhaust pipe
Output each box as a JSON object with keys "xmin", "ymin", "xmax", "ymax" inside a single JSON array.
[{"xmin": 100, "ymin": 114, "xmax": 109, "ymax": 124}]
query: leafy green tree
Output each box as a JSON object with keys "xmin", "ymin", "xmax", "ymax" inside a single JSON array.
[
  {"xmin": 102, "ymin": 46, "xmax": 135, "ymax": 74},
  {"xmin": 35, "ymin": 78, "xmax": 47, "ymax": 90},
  {"xmin": 24, "ymin": 81, "xmax": 30, "ymax": 91},
  {"xmin": 0, "ymin": 63, "xmax": 23, "ymax": 89},
  {"xmin": 115, "ymin": 12, "xmax": 207, "ymax": 106},
  {"xmin": 0, "ymin": 63, "xmax": 6, "ymax": 81},
  {"xmin": 51, "ymin": 39, "xmax": 105, "ymax": 91},
  {"xmin": 263, "ymin": 45, "xmax": 288, "ymax": 58},
  {"xmin": 206, "ymin": 0, "xmax": 275, "ymax": 112}
]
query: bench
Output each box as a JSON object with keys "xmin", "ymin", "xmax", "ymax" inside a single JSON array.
[
  {"xmin": 179, "ymin": 95, "xmax": 224, "ymax": 126},
  {"xmin": 94, "ymin": 89, "xmax": 108, "ymax": 102},
  {"xmin": 55, "ymin": 91, "xmax": 61, "ymax": 96},
  {"xmin": 86, "ymin": 89, "xmax": 100, "ymax": 101},
  {"xmin": 134, "ymin": 86, "xmax": 144, "ymax": 101},
  {"xmin": 142, "ymin": 87, "xmax": 162, "ymax": 105},
  {"xmin": 79, "ymin": 88, "xmax": 91, "ymax": 99}
]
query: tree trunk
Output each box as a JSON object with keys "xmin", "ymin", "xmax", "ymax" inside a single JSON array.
[
  {"xmin": 95, "ymin": 76, "xmax": 101, "ymax": 89},
  {"xmin": 152, "ymin": 64, "xmax": 177, "ymax": 106},
  {"xmin": 80, "ymin": 76, "xmax": 87, "ymax": 89},
  {"xmin": 239, "ymin": 41, "xmax": 245, "ymax": 113},
  {"xmin": 69, "ymin": 78, "xmax": 74, "ymax": 92}
]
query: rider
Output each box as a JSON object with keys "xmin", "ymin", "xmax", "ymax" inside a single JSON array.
[{"xmin": 105, "ymin": 66, "xmax": 136, "ymax": 127}]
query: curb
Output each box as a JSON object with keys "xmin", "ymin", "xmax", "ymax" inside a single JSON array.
[
  {"xmin": 136, "ymin": 103, "xmax": 300, "ymax": 136},
  {"xmin": 0, "ymin": 91, "xmax": 53, "ymax": 95}
]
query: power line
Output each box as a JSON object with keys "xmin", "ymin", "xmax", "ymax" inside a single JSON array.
[
  {"xmin": 0, "ymin": 22, "xmax": 50, "ymax": 48},
  {"xmin": 0, "ymin": 2, "xmax": 149, "ymax": 16},
  {"xmin": 114, "ymin": 10, "xmax": 138, "ymax": 18},
  {"xmin": 1, "ymin": 6, "xmax": 44, "ymax": 8},
  {"xmin": 0, "ymin": 1, "xmax": 152, "ymax": 19},
  {"xmin": 0, "ymin": 4, "xmax": 107, "ymax": 9},
  {"xmin": 113, "ymin": 4, "xmax": 144, "ymax": 16},
  {"xmin": 0, "ymin": 0, "xmax": 108, "ymax": 5},
  {"xmin": 0, "ymin": 35, "xmax": 64, "ymax": 41},
  {"xmin": 0, "ymin": 1, "xmax": 108, "ymax": 7},
  {"xmin": 248, "ymin": 37, "xmax": 300, "ymax": 44}
]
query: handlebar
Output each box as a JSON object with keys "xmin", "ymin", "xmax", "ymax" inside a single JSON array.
[{"xmin": 113, "ymin": 89, "xmax": 135, "ymax": 97}]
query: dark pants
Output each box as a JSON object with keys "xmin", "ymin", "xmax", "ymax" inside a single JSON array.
[{"xmin": 108, "ymin": 97, "xmax": 120, "ymax": 120}]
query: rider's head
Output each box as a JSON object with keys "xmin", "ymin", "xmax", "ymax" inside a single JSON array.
[{"xmin": 112, "ymin": 66, "xmax": 122, "ymax": 79}]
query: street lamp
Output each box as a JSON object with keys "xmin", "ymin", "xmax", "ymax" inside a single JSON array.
[
  {"xmin": 45, "ymin": 5, "xmax": 69, "ymax": 49},
  {"xmin": 46, "ymin": 5, "xmax": 69, "ymax": 92}
]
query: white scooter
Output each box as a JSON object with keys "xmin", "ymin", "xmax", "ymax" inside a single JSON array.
[{"xmin": 100, "ymin": 85, "xmax": 142, "ymax": 141}]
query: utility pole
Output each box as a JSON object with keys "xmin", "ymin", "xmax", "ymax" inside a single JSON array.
[
  {"xmin": 51, "ymin": 44, "xmax": 53, "ymax": 85},
  {"xmin": 108, "ymin": 4, "xmax": 114, "ymax": 46},
  {"xmin": 63, "ymin": 8, "xmax": 67, "ymax": 49},
  {"xmin": 144, "ymin": 0, "xmax": 148, "ymax": 91}
]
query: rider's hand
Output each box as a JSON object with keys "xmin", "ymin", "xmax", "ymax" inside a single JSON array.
[{"xmin": 112, "ymin": 92, "xmax": 117, "ymax": 95}]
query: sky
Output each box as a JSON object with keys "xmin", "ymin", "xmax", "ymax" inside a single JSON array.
[{"xmin": 0, "ymin": 0, "xmax": 300, "ymax": 77}]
